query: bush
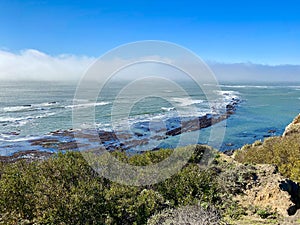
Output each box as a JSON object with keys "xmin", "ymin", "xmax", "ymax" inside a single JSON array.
[
  {"xmin": 0, "ymin": 145, "xmax": 224, "ymax": 224},
  {"xmin": 0, "ymin": 152, "xmax": 106, "ymax": 224},
  {"xmin": 256, "ymin": 207, "xmax": 278, "ymax": 219},
  {"xmin": 154, "ymin": 165, "xmax": 219, "ymax": 206},
  {"xmin": 235, "ymin": 134, "xmax": 300, "ymax": 182}
]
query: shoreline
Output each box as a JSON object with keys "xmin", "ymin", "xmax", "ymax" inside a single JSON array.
[{"xmin": 0, "ymin": 97, "xmax": 241, "ymax": 162}]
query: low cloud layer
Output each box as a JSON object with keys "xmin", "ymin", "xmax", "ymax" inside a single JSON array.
[
  {"xmin": 210, "ymin": 62, "xmax": 300, "ymax": 82},
  {"xmin": 0, "ymin": 49, "xmax": 299, "ymax": 82},
  {"xmin": 0, "ymin": 49, "xmax": 95, "ymax": 81}
]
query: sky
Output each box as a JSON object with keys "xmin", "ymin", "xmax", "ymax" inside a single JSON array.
[{"xmin": 0, "ymin": 0, "xmax": 300, "ymax": 81}]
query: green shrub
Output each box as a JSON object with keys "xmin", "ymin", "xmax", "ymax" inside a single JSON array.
[
  {"xmin": 135, "ymin": 189, "xmax": 166, "ymax": 225},
  {"xmin": 155, "ymin": 164, "xmax": 219, "ymax": 206},
  {"xmin": 0, "ymin": 152, "xmax": 106, "ymax": 224},
  {"xmin": 256, "ymin": 207, "xmax": 278, "ymax": 219},
  {"xmin": 0, "ymin": 145, "xmax": 224, "ymax": 224},
  {"xmin": 235, "ymin": 134, "xmax": 300, "ymax": 182}
]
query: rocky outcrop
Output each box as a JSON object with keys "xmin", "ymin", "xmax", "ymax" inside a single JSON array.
[
  {"xmin": 217, "ymin": 153, "xmax": 299, "ymax": 218},
  {"xmin": 283, "ymin": 113, "xmax": 300, "ymax": 137},
  {"xmin": 234, "ymin": 164, "xmax": 296, "ymax": 217},
  {"xmin": 166, "ymin": 97, "xmax": 240, "ymax": 136}
]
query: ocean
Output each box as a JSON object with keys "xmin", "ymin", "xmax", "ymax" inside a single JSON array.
[{"xmin": 0, "ymin": 80, "xmax": 300, "ymax": 156}]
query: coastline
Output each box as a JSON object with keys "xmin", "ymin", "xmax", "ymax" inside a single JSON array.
[
  {"xmin": 1, "ymin": 114, "xmax": 300, "ymax": 224},
  {"xmin": 0, "ymin": 96, "xmax": 241, "ymax": 162},
  {"xmin": 1, "ymin": 82, "xmax": 300, "ymax": 160}
]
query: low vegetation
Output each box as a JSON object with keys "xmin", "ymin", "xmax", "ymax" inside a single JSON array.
[
  {"xmin": 1, "ymin": 130, "xmax": 299, "ymax": 224},
  {"xmin": 235, "ymin": 133, "xmax": 300, "ymax": 182},
  {"xmin": 0, "ymin": 145, "xmax": 231, "ymax": 224}
]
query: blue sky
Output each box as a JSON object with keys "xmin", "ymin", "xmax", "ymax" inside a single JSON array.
[{"xmin": 1, "ymin": 0, "xmax": 299, "ymax": 65}]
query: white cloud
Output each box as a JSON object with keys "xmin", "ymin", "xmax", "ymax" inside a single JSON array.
[
  {"xmin": 0, "ymin": 49, "xmax": 95, "ymax": 81},
  {"xmin": 0, "ymin": 49, "xmax": 175, "ymax": 81},
  {"xmin": 0, "ymin": 49, "xmax": 299, "ymax": 82}
]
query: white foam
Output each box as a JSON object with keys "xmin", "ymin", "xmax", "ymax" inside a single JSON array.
[
  {"xmin": 95, "ymin": 123, "xmax": 112, "ymax": 131},
  {"xmin": 171, "ymin": 97, "xmax": 204, "ymax": 107},
  {"xmin": 215, "ymin": 91, "xmax": 240, "ymax": 103},
  {"xmin": 288, "ymin": 86, "xmax": 300, "ymax": 89},
  {"xmin": 0, "ymin": 135, "xmax": 39, "ymax": 142},
  {"xmin": 0, "ymin": 116, "xmax": 25, "ymax": 123},
  {"xmin": 0, "ymin": 112, "xmax": 56, "ymax": 125},
  {"xmin": 35, "ymin": 102, "xmax": 58, "ymax": 107},
  {"xmin": 161, "ymin": 107, "xmax": 175, "ymax": 112},
  {"xmin": 220, "ymin": 85, "xmax": 269, "ymax": 89},
  {"xmin": 221, "ymin": 84, "xmax": 300, "ymax": 89},
  {"xmin": 66, "ymin": 101, "xmax": 110, "ymax": 109},
  {"xmin": 2, "ymin": 102, "xmax": 59, "ymax": 113},
  {"xmin": 217, "ymin": 90, "xmax": 240, "ymax": 95},
  {"xmin": 0, "ymin": 133, "xmax": 12, "ymax": 139},
  {"xmin": 3, "ymin": 105, "xmax": 31, "ymax": 112}
]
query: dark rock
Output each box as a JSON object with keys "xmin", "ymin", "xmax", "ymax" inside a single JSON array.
[
  {"xmin": 226, "ymin": 104, "xmax": 235, "ymax": 111},
  {"xmin": 30, "ymin": 138, "xmax": 59, "ymax": 146},
  {"xmin": 279, "ymin": 179, "xmax": 300, "ymax": 210},
  {"xmin": 57, "ymin": 141, "xmax": 88, "ymax": 150},
  {"xmin": 3, "ymin": 131, "xmax": 20, "ymax": 136},
  {"xmin": 223, "ymin": 150, "xmax": 235, "ymax": 156},
  {"xmin": 287, "ymin": 205, "xmax": 298, "ymax": 216},
  {"xmin": 0, "ymin": 150, "xmax": 53, "ymax": 163},
  {"xmin": 134, "ymin": 132, "xmax": 144, "ymax": 137}
]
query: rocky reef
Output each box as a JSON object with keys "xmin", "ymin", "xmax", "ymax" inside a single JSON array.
[{"xmin": 0, "ymin": 96, "xmax": 242, "ymax": 160}]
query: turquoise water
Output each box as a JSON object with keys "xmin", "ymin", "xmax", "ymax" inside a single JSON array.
[
  {"xmin": 0, "ymin": 81, "xmax": 299, "ymax": 155},
  {"xmin": 218, "ymin": 83, "xmax": 300, "ymax": 149}
]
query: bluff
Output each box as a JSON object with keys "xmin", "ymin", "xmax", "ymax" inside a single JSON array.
[{"xmin": 231, "ymin": 113, "xmax": 300, "ymax": 224}]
